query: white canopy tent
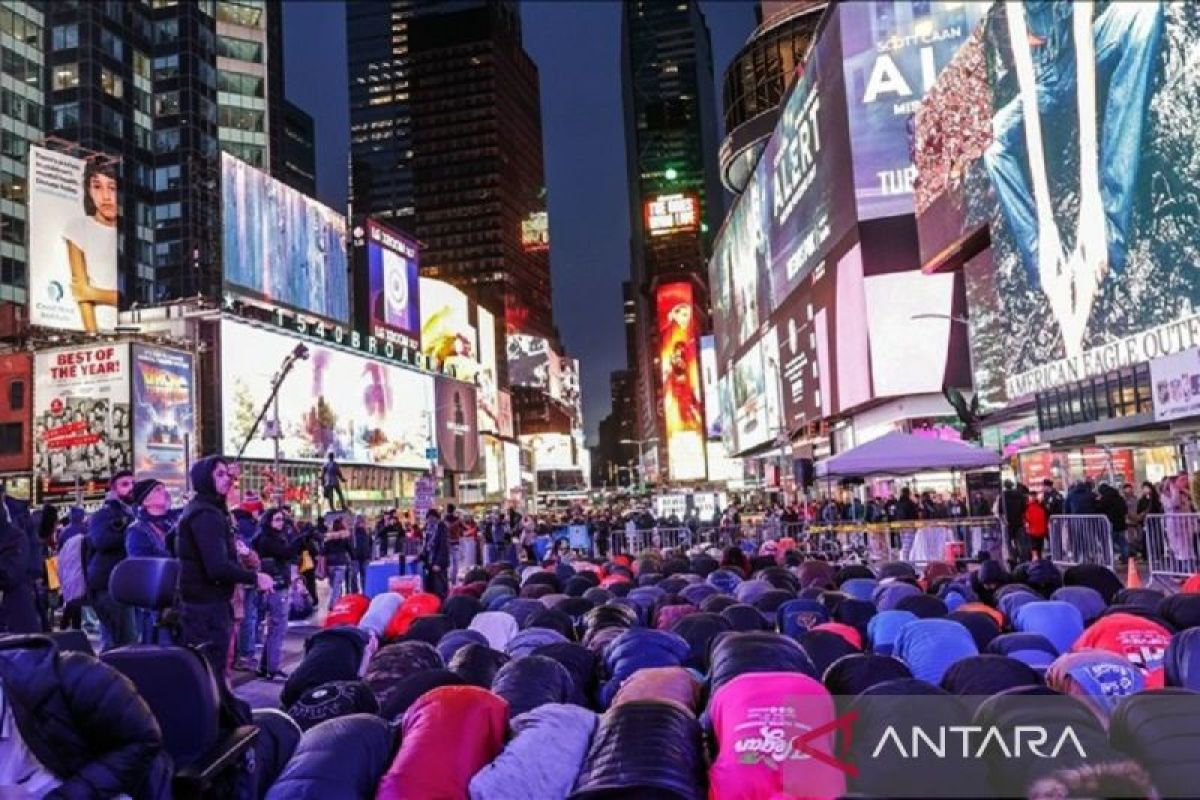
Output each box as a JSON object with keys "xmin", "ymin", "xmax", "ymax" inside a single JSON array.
[{"xmin": 815, "ymin": 431, "xmax": 1001, "ymax": 479}]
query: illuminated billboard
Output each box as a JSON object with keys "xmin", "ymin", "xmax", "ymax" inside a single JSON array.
[
  {"xmin": 476, "ymin": 306, "xmax": 501, "ymax": 434},
  {"xmin": 434, "ymin": 376, "xmax": 479, "ymax": 473},
  {"xmin": 221, "ymin": 318, "xmax": 434, "ymax": 469},
  {"xmin": 700, "ymin": 335, "xmax": 722, "ymax": 440},
  {"xmin": 839, "ymin": 1, "xmax": 986, "ymax": 220},
  {"xmin": 365, "ymin": 220, "xmax": 421, "ymax": 349},
  {"xmin": 221, "ymin": 152, "xmax": 351, "ymax": 323},
  {"xmin": 645, "ymin": 193, "xmax": 700, "ymax": 237},
  {"xmin": 419, "ymin": 278, "xmax": 477, "ymax": 381},
  {"xmin": 657, "ymin": 282, "xmax": 705, "ymax": 481},
  {"xmin": 732, "ymin": 342, "xmax": 768, "ymax": 453},
  {"xmin": 34, "ymin": 344, "xmax": 131, "ymax": 494},
  {"xmin": 131, "ymin": 345, "xmax": 194, "ymax": 500},
  {"xmin": 28, "ymin": 146, "xmax": 119, "ymax": 332},
  {"xmin": 507, "ymin": 334, "xmax": 552, "ymax": 390},
  {"xmin": 521, "ymin": 211, "xmax": 549, "ymax": 251},
  {"xmin": 931, "ymin": 4, "xmax": 1200, "ymax": 405}
]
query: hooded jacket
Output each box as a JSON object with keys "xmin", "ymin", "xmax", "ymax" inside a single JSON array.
[
  {"xmin": 1013, "ymin": 601, "xmax": 1085, "ymax": 656},
  {"xmin": 0, "ymin": 507, "xmax": 36, "ymax": 633},
  {"xmin": 281, "ymin": 626, "xmax": 374, "ymax": 709},
  {"xmin": 85, "ymin": 493, "xmax": 135, "ymax": 593},
  {"xmin": 0, "ymin": 635, "xmax": 170, "ymax": 799},
  {"xmin": 470, "ymin": 610, "xmax": 521, "ymax": 651},
  {"xmin": 867, "ymin": 610, "xmax": 918, "ymax": 656},
  {"xmin": 265, "ymin": 713, "xmax": 393, "ymax": 800},
  {"xmin": 254, "ymin": 512, "xmax": 303, "ymax": 587},
  {"xmin": 469, "ymin": 704, "xmax": 597, "ymax": 800},
  {"xmin": 822, "ymin": 654, "xmax": 912, "ymax": 697},
  {"xmin": 364, "ymin": 641, "xmax": 444, "ymax": 713},
  {"xmin": 1050, "ymin": 586, "xmax": 1108, "ymax": 625},
  {"xmin": 58, "ymin": 507, "xmax": 87, "ymax": 544},
  {"xmin": 1165, "ymin": 628, "xmax": 1200, "ymax": 690},
  {"xmin": 175, "ymin": 456, "xmax": 256, "ymax": 604},
  {"xmin": 1046, "ymin": 650, "xmax": 1145, "ymax": 718},
  {"xmin": 707, "ymin": 631, "xmax": 816, "ymax": 698},
  {"xmin": 892, "ymin": 618, "xmax": 979, "ymax": 684},
  {"xmin": 1072, "ymin": 612, "xmax": 1172, "ymax": 688},
  {"xmin": 377, "ymin": 686, "xmax": 508, "ymax": 800},
  {"xmin": 599, "ymin": 628, "xmax": 690, "ymax": 708},
  {"xmin": 448, "ymin": 643, "xmax": 510, "ymax": 688},
  {"xmin": 1109, "ymin": 689, "xmax": 1200, "ymax": 799},
  {"xmin": 491, "ymin": 655, "xmax": 576, "ymax": 717},
  {"xmin": 986, "ymin": 633, "xmax": 1059, "ymax": 673}
]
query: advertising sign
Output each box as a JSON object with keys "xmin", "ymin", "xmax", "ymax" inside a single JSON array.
[
  {"xmin": 657, "ymin": 282, "xmax": 706, "ymax": 481},
  {"xmin": 476, "ymin": 305, "xmax": 501, "ymax": 433},
  {"xmin": 28, "ymin": 146, "xmax": 120, "ymax": 332},
  {"xmin": 1019, "ymin": 448, "xmax": 1134, "ymax": 489},
  {"xmin": 131, "ymin": 345, "xmax": 194, "ymax": 499},
  {"xmin": 732, "ymin": 342, "xmax": 768, "ymax": 453},
  {"xmin": 419, "ymin": 278, "xmax": 477, "ymax": 381},
  {"xmin": 222, "ymin": 319, "xmax": 435, "ymax": 469},
  {"xmin": 413, "ymin": 476, "xmax": 436, "ymax": 524},
  {"xmin": 434, "ymin": 377, "xmax": 479, "ymax": 473},
  {"xmin": 526, "ymin": 432, "xmax": 576, "ymax": 469},
  {"xmin": 948, "ymin": 4, "xmax": 1200, "ymax": 405},
  {"xmin": 521, "ymin": 211, "xmax": 549, "ymax": 251},
  {"xmin": 700, "ymin": 335, "xmax": 722, "ymax": 440},
  {"xmin": 365, "ymin": 219, "xmax": 421, "ymax": 349},
  {"xmin": 507, "ymin": 334, "xmax": 553, "ymax": 389},
  {"xmin": 839, "ymin": 1, "xmax": 985, "ymax": 220},
  {"xmin": 645, "ymin": 192, "xmax": 700, "ymax": 236},
  {"xmin": 1151, "ymin": 347, "xmax": 1200, "ymax": 423},
  {"xmin": 221, "ymin": 152, "xmax": 350, "ymax": 323},
  {"xmin": 34, "ymin": 344, "xmax": 131, "ymax": 492}
]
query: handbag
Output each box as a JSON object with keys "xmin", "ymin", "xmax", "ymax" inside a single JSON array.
[
  {"xmin": 299, "ymin": 550, "xmax": 314, "ymax": 574},
  {"xmin": 45, "ymin": 555, "xmax": 60, "ymax": 592}
]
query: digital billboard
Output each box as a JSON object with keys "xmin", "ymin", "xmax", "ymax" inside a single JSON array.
[
  {"xmin": 434, "ymin": 376, "xmax": 479, "ymax": 473},
  {"xmin": 644, "ymin": 193, "xmax": 700, "ymax": 236},
  {"xmin": 521, "ymin": 211, "xmax": 549, "ymax": 251},
  {"xmin": 732, "ymin": 342, "xmax": 768, "ymax": 453},
  {"xmin": 525, "ymin": 432, "xmax": 576, "ymax": 469},
  {"xmin": 419, "ymin": 278, "xmax": 478, "ymax": 381},
  {"xmin": 657, "ymin": 282, "xmax": 705, "ymax": 481},
  {"xmin": 131, "ymin": 345, "xmax": 194, "ymax": 499},
  {"xmin": 365, "ymin": 220, "xmax": 421, "ymax": 349},
  {"xmin": 34, "ymin": 344, "xmax": 131, "ymax": 493},
  {"xmin": 221, "ymin": 318, "xmax": 434, "ymax": 469},
  {"xmin": 28, "ymin": 146, "xmax": 119, "ymax": 332},
  {"xmin": 507, "ymin": 334, "xmax": 553, "ymax": 390},
  {"xmin": 944, "ymin": 3, "xmax": 1200, "ymax": 405},
  {"xmin": 700, "ymin": 335, "xmax": 722, "ymax": 440},
  {"xmin": 221, "ymin": 152, "xmax": 351, "ymax": 323},
  {"xmin": 476, "ymin": 306, "xmax": 501, "ymax": 434},
  {"xmin": 839, "ymin": 1, "xmax": 986, "ymax": 220}
]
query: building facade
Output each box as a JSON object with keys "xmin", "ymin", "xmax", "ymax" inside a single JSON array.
[
  {"xmin": 0, "ymin": 2, "xmax": 42, "ymax": 311},
  {"xmin": 280, "ymin": 96, "xmax": 314, "ymax": 198}
]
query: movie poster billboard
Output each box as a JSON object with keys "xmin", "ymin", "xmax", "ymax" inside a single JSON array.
[
  {"xmin": 221, "ymin": 319, "xmax": 434, "ymax": 469},
  {"xmin": 34, "ymin": 344, "xmax": 131, "ymax": 493},
  {"xmin": 131, "ymin": 345, "xmax": 194, "ymax": 499},
  {"xmin": 365, "ymin": 220, "xmax": 421, "ymax": 349},
  {"xmin": 942, "ymin": 4, "xmax": 1200, "ymax": 406},
  {"xmin": 657, "ymin": 282, "xmax": 705, "ymax": 481},
  {"xmin": 839, "ymin": 1, "xmax": 986, "ymax": 220},
  {"xmin": 221, "ymin": 152, "xmax": 351, "ymax": 323},
  {"xmin": 700, "ymin": 335, "xmax": 722, "ymax": 440},
  {"xmin": 419, "ymin": 278, "xmax": 477, "ymax": 381},
  {"xmin": 434, "ymin": 377, "xmax": 479, "ymax": 473},
  {"xmin": 476, "ymin": 306, "xmax": 501, "ymax": 433},
  {"xmin": 28, "ymin": 146, "xmax": 120, "ymax": 332}
]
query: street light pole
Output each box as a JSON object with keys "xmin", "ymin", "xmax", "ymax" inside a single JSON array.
[{"xmin": 620, "ymin": 437, "xmax": 658, "ymax": 492}]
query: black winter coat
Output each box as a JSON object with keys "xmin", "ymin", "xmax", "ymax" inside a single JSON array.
[
  {"xmin": 322, "ymin": 532, "xmax": 353, "ymax": 567},
  {"xmin": 0, "ymin": 511, "xmax": 37, "ymax": 633},
  {"xmin": 175, "ymin": 492, "xmax": 256, "ymax": 605},
  {"xmin": 0, "ymin": 635, "xmax": 171, "ymax": 799},
  {"xmin": 85, "ymin": 497, "xmax": 134, "ymax": 593},
  {"xmin": 571, "ymin": 700, "xmax": 704, "ymax": 799},
  {"xmin": 254, "ymin": 526, "xmax": 302, "ymax": 587}
]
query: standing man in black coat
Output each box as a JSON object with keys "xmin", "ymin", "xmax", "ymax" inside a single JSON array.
[
  {"xmin": 420, "ymin": 508, "xmax": 450, "ymax": 598},
  {"xmin": 175, "ymin": 456, "xmax": 272, "ymax": 681},
  {"xmin": 87, "ymin": 469, "xmax": 137, "ymax": 650},
  {"xmin": 0, "ymin": 500, "xmax": 36, "ymax": 633}
]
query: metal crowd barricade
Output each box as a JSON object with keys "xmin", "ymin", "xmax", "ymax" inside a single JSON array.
[
  {"xmin": 1047, "ymin": 514, "xmax": 1114, "ymax": 570},
  {"xmin": 1144, "ymin": 513, "xmax": 1200, "ymax": 586}
]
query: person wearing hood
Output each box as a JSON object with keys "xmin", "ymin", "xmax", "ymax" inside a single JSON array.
[
  {"xmin": 254, "ymin": 506, "xmax": 303, "ymax": 680},
  {"xmin": 1096, "ymin": 482, "xmax": 1130, "ymax": 563},
  {"xmin": 86, "ymin": 470, "xmax": 137, "ymax": 650},
  {"xmin": 124, "ymin": 479, "xmax": 176, "ymax": 643},
  {"xmin": 175, "ymin": 456, "xmax": 273, "ymax": 680},
  {"xmin": 420, "ymin": 509, "xmax": 450, "ymax": 598},
  {"xmin": 0, "ymin": 498, "xmax": 36, "ymax": 634}
]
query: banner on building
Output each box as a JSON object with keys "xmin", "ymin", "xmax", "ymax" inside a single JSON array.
[
  {"xmin": 365, "ymin": 219, "xmax": 421, "ymax": 349},
  {"xmin": 657, "ymin": 282, "xmax": 705, "ymax": 481},
  {"xmin": 1151, "ymin": 346, "xmax": 1200, "ymax": 423}
]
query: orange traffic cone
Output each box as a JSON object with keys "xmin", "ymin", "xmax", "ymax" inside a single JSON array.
[{"xmin": 1126, "ymin": 556, "xmax": 1142, "ymax": 589}]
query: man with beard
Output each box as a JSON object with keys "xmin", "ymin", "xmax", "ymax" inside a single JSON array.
[{"xmin": 86, "ymin": 470, "xmax": 137, "ymax": 650}]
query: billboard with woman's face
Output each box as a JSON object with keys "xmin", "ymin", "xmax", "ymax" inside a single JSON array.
[
  {"xmin": 657, "ymin": 281, "xmax": 705, "ymax": 482},
  {"xmin": 28, "ymin": 146, "xmax": 119, "ymax": 332}
]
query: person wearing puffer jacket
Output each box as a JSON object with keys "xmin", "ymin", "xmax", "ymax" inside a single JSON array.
[
  {"xmin": 377, "ymin": 686, "xmax": 508, "ymax": 799},
  {"xmin": 56, "ymin": 510, "xmax": 89, "ymax": 631},
  {"xmin": 599, "ymin": 628, "xmax": 689, "ymax": 708},
  {"xmin": 0, "ymin": 635, "xmax": 172, "ymax": 798},
  {"xmin": 469, "ymin": 704, "xmax": 596, "ymax": 800},
  {"xmin": 892, "ymin": 618, "xmax": 978, "ymax": 684},
  {"xmin": 266, "ymin": 713, "xmax": 393, "ymax": 800}
]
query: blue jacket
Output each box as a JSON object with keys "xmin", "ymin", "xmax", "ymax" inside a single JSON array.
[
  {"xmin": 600, "ymin": 628, "xmax": 689, "ymax": 707},
  {"xmin": 469, "ymin": 704, "xmax": 596, "ymax": 800},
  {"xmin": 265, "ymin": 713, "xmax": 392, "ymax": 800},
  {"xmin": 59, "ymin": 507, "xmax": 87, "ymax": 543},
  {"xmin": 125, "ymin": 509, "xmax": 174, "ymax": 558},
  {"xmin": 86, "ymin": 496, "xmax": 135, "ymax": 593}
]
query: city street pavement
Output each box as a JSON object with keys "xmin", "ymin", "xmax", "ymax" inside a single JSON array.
[{"xmin": 232, "ymin": 581, "xmax": 332, "ymax": 709}]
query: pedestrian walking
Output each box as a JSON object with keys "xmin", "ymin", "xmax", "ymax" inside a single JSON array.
[{"xmin": 253, "ymin": 507, "xmax": 301, "ymax": 680}]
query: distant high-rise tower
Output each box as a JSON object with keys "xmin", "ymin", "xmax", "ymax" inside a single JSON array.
[
  {"xmin": 620, "ymin": 0, "xmax": 723, "ymax": 481},
  {"xmin": 347, "ymin": 0, "xmax": 554, "ymax": 338}
]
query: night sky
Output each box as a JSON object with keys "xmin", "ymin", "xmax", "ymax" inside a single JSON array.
[{"xmin": 283, "ymin": 0, "xmax": 756, "ymax": 443}]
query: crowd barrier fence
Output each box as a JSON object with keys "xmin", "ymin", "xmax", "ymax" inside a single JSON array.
[
  {"xmin": 1144, "ymin": 513, "xmax": 1200, "ymax": 587},
  {"xmin": 1047, "ymin": 514, "xmax": 1114, "ymax": 571}
]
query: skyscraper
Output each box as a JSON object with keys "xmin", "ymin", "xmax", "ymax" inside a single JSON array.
[
  {"xmin": 0, "ymin": 2, "xmax": 43, "ymax": 310},
  {"xmin": 40, "ymin": 0, "xmax": 291, "ymax": 306},
  {"xmin": 280, "ymin": 97, "xmax": 315, "ymax": 198},
  {"xmin": 620, "ymin": 0, "xmax": 722, "ymax": 481}
]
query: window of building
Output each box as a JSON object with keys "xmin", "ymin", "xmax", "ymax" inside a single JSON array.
[
  {"xmin": 52, "ymin": 63, "xmax": 79, "ymax": 90},
  {"xmin": 134, "ymin": 201, "xmax": 153, "ymax": 227},
  {"xmin": 0, "ymin": 8, "xmax": 41, "ymax": 47},
  {"xmin": 154, "ymin": 201, "xmax": 181, "ymax": 226},
  {"xmin": 153, "ymin": 54, "xmax": 179, "ymax": 80},
  {"xmin": 101, "ymin": 107, "xmax": 123, "ymax": 136},
  {"xmin": 155, "ymin": 90, "xmax": 179, "ymax": 117},
  {"xmin": 154, "ymin": 128, "xmax": 179, "ymax": 153},
  {"xmin": 217, "ymin": 35, "xmax": 262, "ymax": 63},
  {"xmin": 218, "ymin": 105, "xmax": 263, "ymax": 132},
  {"xmin": 0, "ymin": 130, "xmax": 22, "ymax": 158},
  {"xmin": 0, "ymin": 217, "xmax": 23, "ymax": 244},
  {"xmin": 217, "ymin": 69, "xmax": 262, "ymax": 97},
  {"xmin": 133, "ymin": 49, "xmax": 150, "ymax": 79},
  {"xmin": 155, "ymin": 18, "xmax": 178, "ymax": 44},
  {"xmin": 101, "ymin": 68, "xmax": 123, "ymax": 98},
  {"xmin": 216, "ymin": 0, "xmax": 264, "ymax": 29},
  {"xmin": 154, "ymin": 164, "xmax": 181, "ymax": 191},
  {"xmin": 52, "ymin": 101, "xmax": 79, "ymax": 130},
  {"xmin": 198, "ymin": 60, "xmax": 216, "ymax": 88},
  {"xmin": 8, "ymin": 379, "xmax": 23, "ymax": 411},
  {"xmin": 52, "ymin": 24, "xmax": 78, "ymax": 51},
  {"xmin": 2, "ymin": 47, "xmax": 38, "ymax": 86},
  {"xmin": 0, "ymin": 422, "xmax": 22, "ymax": 455},
  {"xmin": 100, "ymin": 29, "xmax": 123, "ymax": 60}
]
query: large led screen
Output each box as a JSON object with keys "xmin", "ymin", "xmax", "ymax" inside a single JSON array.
[
  {"xmin": 419, "ymin": 278, "xmax": 478, "ymax": 381},
  {"xmin": 221, "ymin": 153, "xmax": 351, "ymax": 323},
  {"xmin": 839, "ymin": 1, "xmax": 986, "ymax": 220},
  {"xmin": 700, "ymin": 335, "xmax": 722, "ymax": 440},
  {"xmin": 657, "ymin": 282, "xmax": 705, "ymax": 481},
  {"xmin": 365, "ymin": 220, "xmax": 421, "ymax": 348},
  {"xmin": 28, "ymin": 146, "xmax": 119, "ymax": 332},
  {"xmin": 946, "ymin": 3, "xmax": 1200, "ymax": 405},
  {"xmin": 131, "ymin": 345, "xmax": 194, "ymax": 499},
  {"xmin": 221, "ymin": 319, "xmax": 434, "ymax": 469},
  {"xmin": 434, "ymin": 376, "xmax": 479, "ymax": 473},
  {"xmin": 507, "ymin": 334, "xmax": 552, "ymax": 390},
  {"xmin": 34, "ymin": 344, "xmax": 131, "ymax": 492},
  {"xmin": 476, "ymin": 306, "xmax": 502, "ymax": 434}
]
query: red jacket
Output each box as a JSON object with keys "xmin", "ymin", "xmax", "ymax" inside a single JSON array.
[
  {"xmin": 1024, "ymin": 501, "xmax": 1049, "ymax": 537},
  {"xmin": 377, "ymin": 685, "xmax": 508, "ymax": 799},
  {"xmin": 1072, "ymin": 613, "xmax": 1171, "ymax": 688}
]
